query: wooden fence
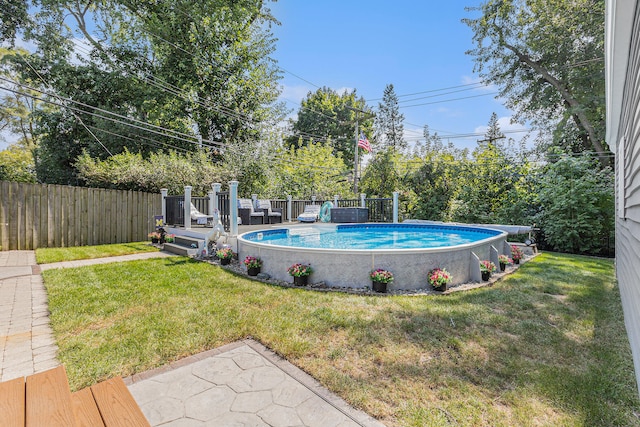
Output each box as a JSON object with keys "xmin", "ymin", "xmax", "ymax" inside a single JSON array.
[{"xmin": 0, "ymin": 181, "xmax": 161, "ymax": 251}]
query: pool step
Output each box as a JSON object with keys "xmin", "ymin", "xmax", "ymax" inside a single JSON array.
[{"xmin": 163, "ymin": 235, "xmax": 205, "ymax": 257}]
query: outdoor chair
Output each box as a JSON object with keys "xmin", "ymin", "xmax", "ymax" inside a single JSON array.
[
  {"xmin": 297, "ymin": 204, "xmax": 321, "ymax": 223},
  {"xmin": 238, "ymin": 198, "xmax": 264, "ymax": 225},
  {"xmin": 190, "ymin": 203, "xmax": 214, "ymax": 226},
  {"xmin": 255, "ymin": 199, "xmax": 283, "ymax": 224}
]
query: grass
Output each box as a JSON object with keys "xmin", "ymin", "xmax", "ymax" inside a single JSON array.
[
  {"xmin": 42, "ymin": 252, "xmax": 640, "ymax": 426},
  {"xmin": 35, "ymin": 241, "xmax": 159, "ymax": 264}
]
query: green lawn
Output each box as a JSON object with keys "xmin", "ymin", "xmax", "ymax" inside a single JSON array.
[
  {"xmin": 35, "ymin": 241, "xmax": 159, "ymax": 264},
  {"xmin": 42, "ymin": 252, "xmax": 640, "ymax": 427}
]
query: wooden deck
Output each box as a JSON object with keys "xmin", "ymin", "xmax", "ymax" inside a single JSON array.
[{"xmin": 0, "ymin": 366, "xmax": 149, "ymax": 427}]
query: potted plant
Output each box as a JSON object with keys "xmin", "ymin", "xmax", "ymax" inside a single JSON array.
[
  {"xmin": 148, "ymin": 231, "xmax": 161, "ymax": 244},
  {"xmin": 498, "ymin": 254, "xmax": 513, "ymax": 271},
  {"xmin": 164, "ymin": 233, "xmax": 175, "ymax": 243},
  {"xmin": 479, "ymin": 260, "xmax": 496, "ymax": 281},
  {"xmin": 428, "ymin": 268, "xmax": 452, "ymax": 292},
  {"xmin": 216, "ymin": 248, "xmax": 234, "ymax": 265},
  {"xmin": 287, "ymin": 263, "xmax": 313, "ymax": 286},
  {"xmin": 243, "ymin": 256, "xmax": 262, "ymax": 276},
  {"xmin": 511, "ymin": 245, "xmax": 524, "ymax": 264},
  {"xmin": 370, "ymin": 269, "xmax": 393, "ymax": 293}
]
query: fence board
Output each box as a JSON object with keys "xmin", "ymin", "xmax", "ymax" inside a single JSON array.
[{"xmin": 0, "ymin": 181, "xmax": 161, "ymax": 250}]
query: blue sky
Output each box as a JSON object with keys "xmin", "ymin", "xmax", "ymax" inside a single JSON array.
[{"xmin": 269, "ymin": 0, "xmax": 528, "ymax": 150}]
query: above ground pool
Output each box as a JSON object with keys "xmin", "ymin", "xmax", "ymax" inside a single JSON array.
[
  {"xmin": 238, "ymin": 223, "xmax": 509, "ymax": 291},
  {"xmin": 240, "ymin": 223, "xmax": 502, "ymax": 250}
]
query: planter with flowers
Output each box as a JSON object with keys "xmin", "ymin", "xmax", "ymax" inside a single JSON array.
[
  {"xmin": 148, "ymin": 231, "xmax": 161, "ymax": 244},
  {"xmin": 511, "ymin": 245, "xmax": 524, "ymax": 264},
  {"xmin": 216, "ymin": 248, "xmax": 234, "ymax": 265},
  {"xmin": 498, "ymin": 254, "xmax": 513, "ymax": 271},
  {"xmin": 164, "ymin": 234, "xmax": 175, "ymax": 243},
  {"xmin": 243, "ymin": 256, "xmax": 262, "ymax": 276},
  {"xmin": 288, "ymin": 263, "xmax": 313, "ymax": 286},
  {"xmin": 370, "ymin": 269, "xmax": 393, "ymax": 293},
  {"xmin": 428, "ymin": 268, "xmax": 452, "ymax": 292},
  {"xmin": 479, "ymin": 260, "xmax": 496, "ymax": 281}
]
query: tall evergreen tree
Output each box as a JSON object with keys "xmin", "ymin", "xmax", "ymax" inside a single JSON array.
[{"xmin": 375, "ymin": 84, "xmax": 405, "ymax": 151}]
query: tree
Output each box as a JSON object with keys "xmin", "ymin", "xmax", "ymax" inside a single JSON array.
[
  {"xmin": 360, "ymin": 148, "xmax": 402, "ymax": 198},
  {"xmin": 270, "ymin": 141, "xmax": 351, "ymax": 199},
  {"xmin": 0, "ymin": 141, "xmax": 35, "ymax": 182},
  {"xmin": 6, "ymin": 0, "xmax": 284, "ymax": 184},
  {"xmin": 536, "ymin": 154, "xmax": 614, "ymax": 255},
  {"xmin": 0, "ymin": 0, "xmax": 29, "ymax": 45},
  {"xmin": 375, "ymin": 84, "xmax": 405, "ymax": 151},
  {"xmin": 450, "ymin": 115, "xmax": 519, "ymax": 223},
  {"xmin": 463, "ymin": 0, "xmax": 609, "ymax": 166},
  {"xmin": 287, "ymin": 87, "xmax": 372, "ymax": 167}
]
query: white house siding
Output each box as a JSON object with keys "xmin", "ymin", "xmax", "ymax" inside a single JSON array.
[{"xmin": 607, "ymin": 0, "xmax": 640, "ymax": 394}]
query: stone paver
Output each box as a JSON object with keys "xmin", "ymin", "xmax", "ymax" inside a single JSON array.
[
  {"xmin": 0, "ymin": 251, "xmax": 59, "ymax": 381},
  {"xmin": 1, "ymin": 249, "xmax": 386, "ymax": 426},
  {"xmin": 128, "ymin": 341, "xmax": 385, "ymax": 427}
]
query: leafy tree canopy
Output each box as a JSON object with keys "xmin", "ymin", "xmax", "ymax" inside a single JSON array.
[
  {"xmin": 463, "ymin": 0, "xmax": 608, "ymax": 166},
  {"xmin": 286, "ymin": 87, "xmax": 373, "ymax": 167}
]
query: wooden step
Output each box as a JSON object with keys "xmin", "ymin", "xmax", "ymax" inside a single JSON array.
[
  {"xmin": 0, "ymin": 366, "xmax": 150, "ymax": 427},
  {"xmin": 0, "ymin": 376, "xmax": 25, "ymax": 427},
  {"xmin": 25, "ymin": 366, "xmax": 76, "ymax": 426}
]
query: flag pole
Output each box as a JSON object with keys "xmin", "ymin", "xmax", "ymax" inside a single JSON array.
[{"xmin": 353, "ymin": 118, "xmax": 359, "ymax": 194}]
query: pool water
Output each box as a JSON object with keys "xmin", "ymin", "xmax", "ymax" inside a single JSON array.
[{"xmin": 242, "ymin": 224, "xmax": 501, "ymax": 250}]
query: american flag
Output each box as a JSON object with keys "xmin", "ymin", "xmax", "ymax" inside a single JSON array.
[{"xmin": 357, "ymin": 132, "xmax": 371, "ymax": 152}]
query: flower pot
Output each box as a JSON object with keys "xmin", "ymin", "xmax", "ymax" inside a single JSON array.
[
  {"xmin": 293, "ymin": 275, "xmax": 308, "ymax": 286},
  {"xmin": 247, "ymin": 267, "xmax": 260, "ymax": 276},
  {"xmin": 481, "ymin": 271, "xmax": 491, "ymax": 281},
  {"xmin": 432, "ymin": 283, "xmax": 448, "ymax": 292},
  {"xmin": 220, "ymin": 258, "xmax": 231, "ymax": 265},
  {"xmin": 499, "ymin": 262, "xmax": 506, "ymax": 272},
  {"xmin": 372, "ymin": 281, "xmax": 387, "ymax": 293},
  {"xmin": 514, "ymin": 259, "xmax": 520, "ymax": 265},
  {"xmin": 151, "ymin": 238, "xmax": 159, "ymax": 244}
]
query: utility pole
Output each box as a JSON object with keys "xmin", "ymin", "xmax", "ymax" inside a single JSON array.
[
  {"xmin": 345, "ymin": 106, "xmax": 374, "ymax": 194},
  {"xmin": 477, "ymin": 135, "xmax": 506, "ymax": 145}
]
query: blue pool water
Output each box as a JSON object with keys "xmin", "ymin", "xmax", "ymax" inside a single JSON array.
[{"xmin": 241, "ymin": 224, "xmax": 501, "ymax": 250}]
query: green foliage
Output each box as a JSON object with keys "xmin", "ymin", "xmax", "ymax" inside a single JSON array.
[
  {"xmin": 360, "ymin": 147, "xmax": 402, "ymax": 198},
  {"xmin": 536, "ymin": 154, "xmax": 614, "ymax": 255},
  {"xmin": 4, "ymin": 0, "xmax": 283, "ymax": 185},
  {"xmin": 270, "ymin": 140, "xmax": 351, "ymax": 199},
  {"xmin": 375, "ymin": 84, "xmax": 405, "ymax": 151},
  {"xmin": 0, "ymin": 0, "xmax": 30, "ymax": 45},
  {"xmin": 287, "ymin": 87, "xmax": 372, "ymax": 167},
  {"xmin": 0, "ymin": 142, "xmax": 36, "ymax": 182},
  {"xmin": 75, "ymin": 149, "xmax": 231, "ymax": 195},
  {"xmin": 463, "ymin": 0, "xmax": 608, "ymax": 165}
]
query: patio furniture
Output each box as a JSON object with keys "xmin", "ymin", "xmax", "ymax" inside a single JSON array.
[
  {"xmin": 297, "ymin": 204, "xmax": 321, "ymax": 223},
  {"xmin": 238, "ymin": 198, "xmax": 264, "ymax": 225},
  {"xmin": 190, "ymin": 203, "xmax": 214, "ymax": 226},
  {"xmin": 255, "ymin": 199, "xmax": 283, "ymax": 224}
]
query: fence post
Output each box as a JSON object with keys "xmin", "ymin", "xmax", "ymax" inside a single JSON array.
[
  {"xmin": 229, "ymin": 181, "xmax": 239, "ymax": 236},
  {"xmin": 287, "ymin": 195, "xmax": 292, "ymax": 222},
  {"xmin": 184, "ymin": 186, "xmax": 192, "ymax": 229},
  {"xmin": 334, "ymin": 194, "xmax": 339, "ymax": 207},
  {"xmin": 360, "ymin": 193, "xmax": 366, "ymax": 208},
  {"xmin": 211, "ymin": 183, "xmax": 221, "ymax": 215},
  {"xmin": 393, "ymin": 191, "xmax": 399, "ymax": 223},
  {"xmin": 161, "ymin": 188, "xmax": 168, "ymax": 224}
]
